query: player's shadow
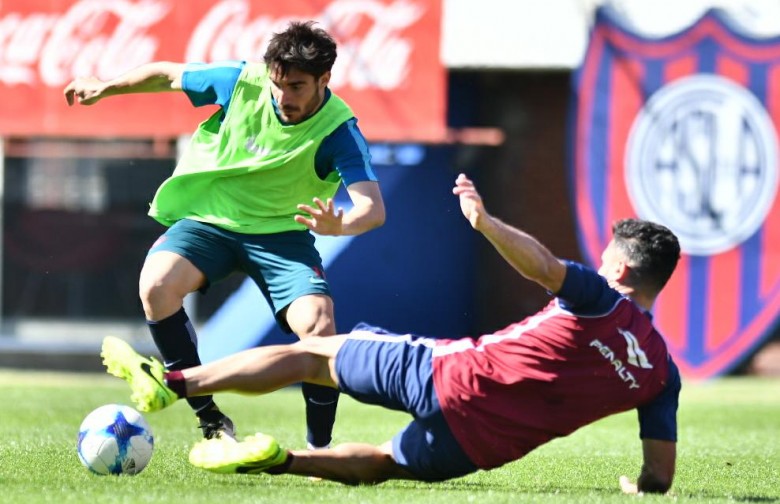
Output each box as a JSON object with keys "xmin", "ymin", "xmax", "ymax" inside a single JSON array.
[
  {"xmin": 683, "ymin": 496, "xmax": 777, "ymax": 503},
  {"xmin": 197, "ymin": 473, "xmax": 780, "ymax": 502}
]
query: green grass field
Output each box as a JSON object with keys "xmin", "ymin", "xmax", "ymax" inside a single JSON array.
[{"xmin": 1, "ymin": 370, "xmax": 778, "ymax": 504}]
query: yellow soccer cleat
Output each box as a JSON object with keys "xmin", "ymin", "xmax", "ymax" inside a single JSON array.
[
  {"xmin": 101, "ymin": 336, "xmax": 179, "ymax": 412},
  {"xmin": 189, "ymin": 433, "xmax": 288, "ymax": 474}
]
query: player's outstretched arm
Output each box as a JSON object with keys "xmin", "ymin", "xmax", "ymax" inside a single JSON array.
[
  {"xmin": 341, "ymin": 181, "xmax": 386, "ymax": 235},
  {"xmin": 620, "ymin": 438, "xmax": 676, "ymax": 494},
  {"xmin": 452, "ymin": 173, "xmax": 566, "ymax": 293},
  {"xmin": 64, "ymin": 61, "xmax": 186, "ymax": 106}
]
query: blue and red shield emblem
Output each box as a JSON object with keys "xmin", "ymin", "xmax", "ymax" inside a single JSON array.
[{"xmin": 570, "ymin": 7, "xmax": 780, "ymax": 378}]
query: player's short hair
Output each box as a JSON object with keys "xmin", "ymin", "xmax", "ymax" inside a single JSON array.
[
  {"xmin": 612, "ymin": 219, "xmax": 681, "ymax": 294},
  {"xmin": 263, "ymin": 21, "xmax": 337, "ymax": 79}
]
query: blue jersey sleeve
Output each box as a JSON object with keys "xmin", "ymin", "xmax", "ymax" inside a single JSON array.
[
  {"xmin": 637, "ymin": 357, "xmax": 681, "ymax": 441},
  {"xmin": 315, "ymin": 117, "xmax": 377, "ymax": 185},
  {"xmin": 556, "ymin": 261, "xmax": 623, "ymax": 315},
  {"xmin": 181, "ymin": 60, "xmax": 245, "ymax": 109}
]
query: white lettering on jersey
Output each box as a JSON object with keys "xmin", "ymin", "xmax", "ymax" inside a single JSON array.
[{"xmin": 589, "ymin": 339, "xmax": 641, "ymax": 389}]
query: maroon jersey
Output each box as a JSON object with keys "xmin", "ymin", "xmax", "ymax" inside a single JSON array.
[{"xmin": 431, "ymin": 262, "xmax": 675, "ymax": 469}]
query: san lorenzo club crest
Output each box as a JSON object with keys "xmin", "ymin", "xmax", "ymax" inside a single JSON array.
[
  {"xmin": 570, "ymin": 7, "xmax": 780, "ymax": 378},
  {"xmin": 626, "ymin": 74, "xmax": 778, "ymax": 256}
]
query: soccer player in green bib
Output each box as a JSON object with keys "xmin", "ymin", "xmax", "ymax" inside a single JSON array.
[{"xmin": 64, "ymin": 21, "xmax": 386, "ymax": 449}]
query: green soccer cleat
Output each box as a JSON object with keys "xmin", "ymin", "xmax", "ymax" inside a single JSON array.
[
  {"xmin": 189, "ymin": 433, "xmax": 288, "ymax": 474},
  {"xmin": 101, "ymin": 336, "xmax": 179, "ymax": 412}
]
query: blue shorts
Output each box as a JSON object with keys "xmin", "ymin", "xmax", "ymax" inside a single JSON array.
[
  {"xmin": 149, "ymin": 219, "xmax": 329, "ymax": 332},
  {"xmin": 335, "ymin": 325, "xmax": 478, "ymax": 481}
]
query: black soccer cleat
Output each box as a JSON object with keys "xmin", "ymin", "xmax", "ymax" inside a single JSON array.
[{"xmin": 199, "ymin": 414, "xmax": 237, "ymax": 442}]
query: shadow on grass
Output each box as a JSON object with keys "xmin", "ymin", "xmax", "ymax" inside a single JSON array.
[
  {"xmin": 183, "ymin": 472, "xmax": 780, "ymax": 502},
  {"xmin": 194, "ymin": 473, "xmax": 623, "ymax": 495},
  {"xmin": 674, "ymin": 494, "xmax": 778, "ymax": 503}
]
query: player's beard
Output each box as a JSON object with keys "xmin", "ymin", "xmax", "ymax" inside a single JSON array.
[{"xmin": 282, "ymin": 91, "xmax": 324, "ymax": 124}]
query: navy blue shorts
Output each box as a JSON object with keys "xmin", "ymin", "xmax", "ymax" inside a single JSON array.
[
  {"xmin": 335, "ymin": 325, "xmax": 478, "ymax": 481},
  {"xmin": 149, "ymin": 219, "xmax": 329, "ymax": 332}
]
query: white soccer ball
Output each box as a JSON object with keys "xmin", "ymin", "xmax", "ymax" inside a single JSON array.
[{"xmin": 76, "ymin": 404, "xmax": 154, "ymax": 475}]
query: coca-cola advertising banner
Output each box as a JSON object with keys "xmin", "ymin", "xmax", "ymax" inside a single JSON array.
[{"xmin": 0, "ymin": 0, "xmax": 445, "ymax": 141}]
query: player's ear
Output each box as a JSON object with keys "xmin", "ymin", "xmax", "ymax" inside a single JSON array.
[
  {"xmin": 615, "ymin": 261, "xmax": 631, "ymax": 282},
  {"xmin": 318, "ymin": 71, "xmax": 331, "ymax": 89}
]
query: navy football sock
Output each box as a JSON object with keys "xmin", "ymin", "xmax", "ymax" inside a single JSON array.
[
  {"xmin": 264, "ymin": 451, "xmax": 295, "ymax": 475},
  {"xmin": 302, "ymin": 382, "xmax": 340, "ymax": 448},
  {"xmin": 147, "ymin": 307, "xmax": 217, "ymax": 417}
]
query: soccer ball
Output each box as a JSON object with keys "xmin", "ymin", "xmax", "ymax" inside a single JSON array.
[{"xmin": 76, "ymin": 404, "xmax": 154, "ymax": 475}]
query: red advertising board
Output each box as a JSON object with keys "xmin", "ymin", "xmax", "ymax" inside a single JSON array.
[{"xmin": 0, "ymin": 0, "xmax": 445, "ymax": 141}]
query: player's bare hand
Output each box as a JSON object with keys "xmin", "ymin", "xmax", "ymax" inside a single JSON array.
[
  {"xmin": 452, "ymin": 173, "xmax": 486, "ymax": 229},
  {"xmin": 63, "ymin": 77, "xmax": 106, "ymax": 106},
  {"xmin": 619, "ymin": 475, "xmax": 639, "ymax": 495},
  {"xmin": 295, "ymin": 197, "xmax": 344, "ymax": 235}
]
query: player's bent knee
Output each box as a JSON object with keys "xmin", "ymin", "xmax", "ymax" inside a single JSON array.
[
  {"xmin": 286, "ymin": 295, "xmax": 335, "ymax": 338},
  {"xmin": 289, "ymin": 315, "xmax": 335, "ymax": 339},
  {"xmin": 296, "ymin": 335, "xmax": 345, "ymax": 358},
  {"xmin": 138, "ymin": 278, "xmax": 189, "ymax": 321},
  {"xmin": 291, "ymin": 341, "xmax": 338, "ymax": 386}
]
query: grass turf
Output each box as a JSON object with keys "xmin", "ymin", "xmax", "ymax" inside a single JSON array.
[{"xmin": 0, "ymin": 370, "xmax": 777, "ymax": 503}]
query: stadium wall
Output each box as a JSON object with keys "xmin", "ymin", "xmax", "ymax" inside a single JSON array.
[{"xmin": 0, "ymin": 0, "xmax": 777, "ymax": 375}]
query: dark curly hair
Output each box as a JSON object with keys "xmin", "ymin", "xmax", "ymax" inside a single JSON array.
[
  {"xmin": 612, "ymin": 219, "xmax": 681, "ymax": 294},
  {"xmin": 263, "ymin": 21, "xmax": 337, "ymax": 78}
]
